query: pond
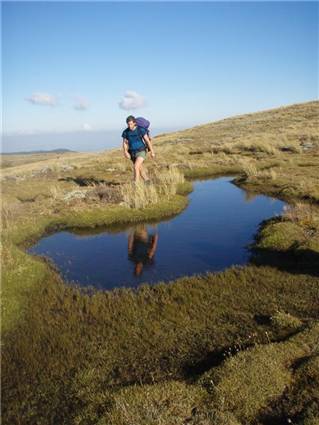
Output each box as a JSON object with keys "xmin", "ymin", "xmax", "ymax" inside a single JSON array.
[{"xmin": 27, "ymin": 176, "xmax": 287, "ymax": 290}]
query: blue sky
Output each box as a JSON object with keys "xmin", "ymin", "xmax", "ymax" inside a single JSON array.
[{"xmin": 2, "ymin": 1, "xmax": 318, "ymax": 152}]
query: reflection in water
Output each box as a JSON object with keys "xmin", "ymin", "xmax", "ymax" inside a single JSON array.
[
  {"xmin": 244, "ymin": 190, "xmax": 259, "ymax": 202},
  {"xmin": 27, "ymin": 176, "xmax": 287, "ymax": 290},
  {"xmin": 128, "ymin": 224, "xmax": 159, "ymax": 276}
]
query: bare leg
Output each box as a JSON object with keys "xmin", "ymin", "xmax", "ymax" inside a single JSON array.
[
  {"xmin": 134, "ymin": 156, "xmax": 144, "ymax": 182},
  {"xmin": 140, "ymin": 164, "xmax": 150, "ymax": 182}
]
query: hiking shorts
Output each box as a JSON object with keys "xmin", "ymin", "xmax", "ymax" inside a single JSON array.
[{"xmin": 130, "ymin": 149, "xmax": 147, "ymax": 163}]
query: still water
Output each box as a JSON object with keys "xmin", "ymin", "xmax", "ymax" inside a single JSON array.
[{"xmin": 27, "ymin": 176, "xmax": 287, "ymax": 290}]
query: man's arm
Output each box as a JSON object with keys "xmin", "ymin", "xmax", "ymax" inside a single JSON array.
[
  {"xmin": 128, "ymin": 232, "xmax": 134, "ymax": 254},
  {"xmin": 147, "ymin": 233, "xmax": 158, "ymax": 258},
  {"xmin": 122, "ymin": 138, "xmax": 130, "ymax": 157}
]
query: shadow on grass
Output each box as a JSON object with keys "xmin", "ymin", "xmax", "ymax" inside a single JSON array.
[{"xmin": 249, "ymin": 246, "xmax": 319, "ymax": 278}]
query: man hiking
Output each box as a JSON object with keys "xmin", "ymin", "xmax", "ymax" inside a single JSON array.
[{"xmin": 121, "ymin": 115, "xmax": 155, "ymax": 183}]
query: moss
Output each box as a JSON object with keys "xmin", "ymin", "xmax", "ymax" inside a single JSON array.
[
  {"xmin": 196, "ymin": 323, "xmax": 319, "ymax": 424},
  {"xmin": 1, "ymin": 242, "xmax": 56, "ymax": 333},
  {"xmin": 97, "ymin": 380, "xmax": 207, "ymax": 425},
  {"xmin": 260, "ymin": 354, "xmax": 319, "ymax": 425},
  {"xmin": 100, "ymin": 383, "xmax": 243, "ymax": 425},
  {"xmin": 270, "ymin": 310, "xmax": 303, "ymax": 331},
  {"xmin": 2, "ymin": 264, "xmax": 318, "ymax": 424},
  {"xmin": 254, "ymin": 220, "xmax": 306, "ymax": 251}
]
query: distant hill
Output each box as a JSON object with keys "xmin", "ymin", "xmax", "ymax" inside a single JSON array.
[
  {"xmin": 1, "ymin": 148, "xmax": 76, "ymax": 155},
  {"xmin": 154, "ymin": 99, "xmax": 319, "ymax": 153}
]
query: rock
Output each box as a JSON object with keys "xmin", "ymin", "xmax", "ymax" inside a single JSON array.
[
  {"xmin": 301, "ymin": 142, "xmax": 315, "ymax": 150},
  {"xmin": 63, "ymin": 190, "xmax": 87, "ymax": 201},
  {"xmin": 60, "ymin": 164, "xmax": 74, "ymax": 171},
  {"xmin": 39, "ymin": 166, "xmax": 53, "ymax": 174}
]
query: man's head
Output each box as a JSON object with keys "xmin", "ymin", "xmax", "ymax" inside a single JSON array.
[{"xmin": 126, "ymin": 115, "xmax": 137, "ymax": 130}]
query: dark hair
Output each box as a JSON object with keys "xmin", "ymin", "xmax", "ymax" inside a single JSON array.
[{"xmin": 126, "ymin": 115, "xmax": 136, "ymax": 124}]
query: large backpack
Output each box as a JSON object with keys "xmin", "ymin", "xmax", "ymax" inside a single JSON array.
[{"xmin": 135, "ymin": 117, "xmax": 151, "ymax": 152}]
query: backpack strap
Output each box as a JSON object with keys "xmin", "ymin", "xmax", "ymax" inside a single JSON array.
[{"xmin": 136, "ymin": 126, "xmax": 149, "ymax": 151}]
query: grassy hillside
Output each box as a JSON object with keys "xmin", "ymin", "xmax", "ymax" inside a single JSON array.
[{"xmin": 1, "ymin": 100, "xmax": 319, "ymax": 424}]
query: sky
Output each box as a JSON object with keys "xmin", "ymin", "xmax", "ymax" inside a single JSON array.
[{"xmin": 2, "ymin": 1, "xmax": 318, "ymax": 152}]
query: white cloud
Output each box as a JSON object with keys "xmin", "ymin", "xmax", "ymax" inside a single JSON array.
[
  {"xmin": 73, "ymin": 95, "xmax": 90, "ymax": 111},
  {"xmin": 25, "ymin": 92, "xmax": 58, "ymax": 107},
  {"xmin": 118, "ymin": 90, "xmax": 146, "ymax": 110},
  {"xmin": 82, "ymin": 123, "xmax": 92, "ymax": 131}
]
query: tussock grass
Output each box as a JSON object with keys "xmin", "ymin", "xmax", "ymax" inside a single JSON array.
[
  {"xmin": 270, "ymin": 310, "xmax": 303, "ymax": 331},
  {"xmin": 120, "ymin": 180, "xmax": 160, "ymax": 208},
  {"xmin": 283, "ymin": 201, "xmax": 319, "ymax": 228},
  {"xmin": 119, "ymin": 166, "xmax": 185, "ymax": 208},
  {"xmin": 233, "ymin": 139, "xmax": 278, "ymax": 155},
  {"xmin": 239, "ymin": 159, "xmax": 259, "ymax": 177},
  {"xmin": 236, "ymin": 157, "xmax": 280, "ymax": 181}
]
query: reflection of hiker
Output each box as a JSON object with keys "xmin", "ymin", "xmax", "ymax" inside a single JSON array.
[
  {"xmin": 128, "ymin": 225, "xmax": 159, "ymax": 276},
  {"xmin": 122, "ymin": 115, "xmax": 155, "ymax": 183}
]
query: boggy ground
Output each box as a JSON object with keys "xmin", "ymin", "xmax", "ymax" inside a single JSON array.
[{"xmin": 1, "ymin": 100, "xmax": 319, "ymax": 424}]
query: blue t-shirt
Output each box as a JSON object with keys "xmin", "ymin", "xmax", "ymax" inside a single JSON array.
[{"xmin": 122, "ymin": 126, "xmax": 147, "ymax": 152}]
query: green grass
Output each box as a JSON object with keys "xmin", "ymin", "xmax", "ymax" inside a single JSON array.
[
  {"xmin": 196, "ymin": 322, "xmax": 319, "ymax": 424},
  {"xmin": 97, "ymin": 380, "xmax": 207, "ymax": 425},
  {"xmin": 2, "ymin": 261, "xmax": 319, "ymax": 424},
  {"xmin": 1, "ymin": 99, "xmax": 319, "ymax": 424}
]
